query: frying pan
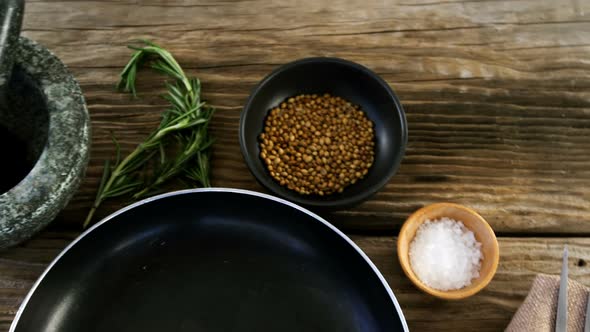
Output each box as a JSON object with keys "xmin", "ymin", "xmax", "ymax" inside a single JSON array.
[{"xmin": 10, "ymin": 188, "xmax": 408, "ymax": 332}]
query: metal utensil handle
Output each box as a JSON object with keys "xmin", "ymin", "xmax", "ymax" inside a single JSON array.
[
  {"xmin": 0, "ymin": 0, "xmax": 24, "ymax": 90},
  {"xmin": 556, "ymin": 246, "xmax": 568, "ymax": 332},
  {"xmin": 584, "ymin": 293, "xmax": 590, "ymax": 332}
]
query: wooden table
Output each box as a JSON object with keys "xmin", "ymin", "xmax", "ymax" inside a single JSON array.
[{"xmin": 2, "ymin": 0, "xmax": 590, "ymax": 330}]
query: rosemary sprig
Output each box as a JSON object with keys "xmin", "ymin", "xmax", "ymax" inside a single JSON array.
[{"xmin": 83, "ymin": 40, "xmax": 214, "ymax": 228}]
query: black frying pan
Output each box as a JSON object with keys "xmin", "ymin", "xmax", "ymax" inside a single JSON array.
[{"xmin": 11, "ymin": 189, "xmax": 408, "ymax": 332}]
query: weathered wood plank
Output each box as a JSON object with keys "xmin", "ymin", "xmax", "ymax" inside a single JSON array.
[
  {"xmin": 13, "ymin": 0, "xmax": 590, "ymax": 234},
  {"xmin": 354, "ymin": 236, "xmax": 590, "ymax": 331},
  {"xmin": 2, "ymin": 0, "xmax": 588, "ymax": 331},
  {"xmin": 1, "ymin": 233, "xmax": 588, "ymax": 331}
]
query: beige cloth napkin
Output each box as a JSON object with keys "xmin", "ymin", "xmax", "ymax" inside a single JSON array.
[{"xmin": 506, "ymin": 274, "xmax": 589, "ymax": 332}]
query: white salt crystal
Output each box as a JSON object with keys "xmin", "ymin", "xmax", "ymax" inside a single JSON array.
[{"xmin": 409, "ymin": 217, "xmax": 483, "ymax": 291}]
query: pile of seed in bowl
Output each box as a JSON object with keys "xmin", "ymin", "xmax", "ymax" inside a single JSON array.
[{"xmin": 259, "ymin": 93, "xmax": 375, "ymax": 196}]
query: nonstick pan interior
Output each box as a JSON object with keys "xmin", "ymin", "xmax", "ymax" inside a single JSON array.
[{"xmin": 11, "ymin": 189, "xmax": 408, "ymax": 332}]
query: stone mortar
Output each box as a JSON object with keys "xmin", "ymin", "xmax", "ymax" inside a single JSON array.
[{"xmin": 0, "ymin": 37, "xmax": 90, "ymax": 248}]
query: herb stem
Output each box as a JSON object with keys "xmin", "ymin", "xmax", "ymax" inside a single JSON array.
[
  {"xmin": 82, "ymin": 145, "xmax": 145, "ymax": 228},
  {"xmin": 83, "ymin": 40, "xmax": 214, "ymax": 228},
  {"xmin": 83, "ymin": 203, "xmax": 99, "ymax": 229}
]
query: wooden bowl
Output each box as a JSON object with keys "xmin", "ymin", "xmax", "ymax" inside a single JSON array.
[{"xmin": 397, "ymin": 203, "xmax": 499, "ymax": 300}]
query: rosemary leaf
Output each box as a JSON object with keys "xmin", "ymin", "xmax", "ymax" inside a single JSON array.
[
  {"xmin": 111, "ymin": 134, "xmax": 122, "ymax": 168},
  {"xmin": 83, "ymin": 40, "xmax": 214, "ymax": 228}
]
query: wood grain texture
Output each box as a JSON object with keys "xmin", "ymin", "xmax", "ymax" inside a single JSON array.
[
  {"xmin": 16, "ymin": 0, "xmax": 590, "ymax": 234},
  {"xmin": 1, "ymin": 232, "xmax": 588, "ymax": 331},
  {"xmin": 2, "ymin": 1, "xmax": 590, "ymax": 330}
]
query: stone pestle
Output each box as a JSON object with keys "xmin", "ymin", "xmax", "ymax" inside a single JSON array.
[{"xmin": 0, "ymin": 0, "xmax": 24, "ymax": 107}]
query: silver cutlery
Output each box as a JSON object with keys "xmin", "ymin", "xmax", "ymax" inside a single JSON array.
[
  {"xmin": 584, "ymin": 292, "xmax": 590, "ymax": 332},
  {"xmin": 555, "ymin": 246, "xmax": 568, "ymax": 332}
]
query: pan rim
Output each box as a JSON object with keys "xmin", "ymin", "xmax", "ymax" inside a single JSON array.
[{"xmin": 10, "ymin": 187, "xmax": 409, "ymax": 332}]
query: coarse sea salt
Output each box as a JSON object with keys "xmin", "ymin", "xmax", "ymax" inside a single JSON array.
[{"xmin": 409, "ymin": 217, "xmax": 483, "ymax": 291}]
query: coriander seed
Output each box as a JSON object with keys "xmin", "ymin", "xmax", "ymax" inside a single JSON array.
[{"xmin": 259, "ymin": 93, "xmax": 375, "ymax": 196}]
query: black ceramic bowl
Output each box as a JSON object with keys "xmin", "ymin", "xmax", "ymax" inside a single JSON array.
[{"xmin": 240, "ymin": 57, "xmax": 407, "ymax": 209}]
